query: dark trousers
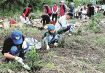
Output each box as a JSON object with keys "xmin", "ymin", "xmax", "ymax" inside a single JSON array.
[
  {"xmin": 48, "ymin": 13, "xmax": 52, "ymax": 17},
  {"xmin": 41, "ymin": 15, "xmax": 50, "ymax": 26},
  {"xmin": 52, "ymin": 14, "xmax": 57, "ymax": 22}
]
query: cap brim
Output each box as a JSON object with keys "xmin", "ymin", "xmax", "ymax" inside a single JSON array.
[{"xmin": 13, "ymin": 37, "xmax": 23, "ymax": 45}]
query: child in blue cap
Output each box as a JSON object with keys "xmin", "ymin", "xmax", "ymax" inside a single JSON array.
[
  {"xmin": 42, "ymin": 24, "xmax": 62, "ymax": 50},
  {"xmin": 2, "ymin": 30, "xmax": 30, "ymax": 70}
]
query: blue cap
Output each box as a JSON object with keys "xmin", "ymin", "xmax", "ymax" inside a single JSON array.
[
  {"xmin": 48, "ymin": 24, "xmax": 55, "ymax": 31},
  {"xmin": 11, "ymin": 30, "xmax": 23, "ymax": 45}
]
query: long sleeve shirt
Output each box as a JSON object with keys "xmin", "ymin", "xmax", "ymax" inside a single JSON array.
[{"xmin": 55, "ymin": 15, "xmax": 70, "ymax": 31}]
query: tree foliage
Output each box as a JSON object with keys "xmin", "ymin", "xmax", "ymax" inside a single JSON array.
[{"xmin": 0, "ymin": 0, "xmax": 104, "ymax": 16}]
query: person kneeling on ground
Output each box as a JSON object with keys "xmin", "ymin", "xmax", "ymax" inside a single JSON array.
[
  {"xmin": 42, "ymin": 24, "xmax": 70, "ymax": 50},
  {"xmin": 20, "ymin": 4, "xmax": 32, "ymax": 25},
  {"xmin": 42, "ymin": 25, "xmax": 60, "ymax": 50},
  {"xmin": 55, "ymin": 12, "xmax": 74, "ymax": 34},
  {"xmin": 2, "ymin": 30, "xmax": 30, "ymax": 70}
]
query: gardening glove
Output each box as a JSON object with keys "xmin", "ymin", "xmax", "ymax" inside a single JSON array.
[
  {"xmin": 15, "ymin": 56, "xmax": 24, "ymax": 65},
  {"xmin": 54, "ymin": 43, "xmax": 58, "ymax": 47},
  {"xmin": 15, "ymin": 56, "xmax": 31, "ymax": 70},
  {"xmin": 46, "ymin": 45, "xmax": 50, "ymax": 50},
  {"xmin": 22, "ymin": 64, "xmax": 31, "ymax": 70}
]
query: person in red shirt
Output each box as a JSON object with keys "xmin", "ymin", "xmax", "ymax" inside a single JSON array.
[
  {"xmin": 41, "ymin": 3, "xmax": 51, "ymax": 27},
  {"xmin": 43, "ymin": 3, "xmax": 52, "ymax": 17},
  {"xmin": 59, "ymin": 1, "xmax": 66, "ymax": 16},
  {"xmin": 52, "ymin": 3, "xmax": 58, "ymax": 22},
  {"xmin": 20, "ymin": 4, "xmax": 32, "ymax": 25}
]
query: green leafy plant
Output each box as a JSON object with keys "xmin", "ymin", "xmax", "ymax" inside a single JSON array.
[
  {"xmin": 26, "ymin": 49, "xmax": 40, "ymax": 67},
  {"xmin": 26, "ymin": 48, "xmax": 44, "ymax": 72}
]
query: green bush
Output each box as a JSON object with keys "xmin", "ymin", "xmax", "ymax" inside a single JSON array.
[{"xmin": 26, "ymin": 49, "xmax": 40, "ymax": 68}]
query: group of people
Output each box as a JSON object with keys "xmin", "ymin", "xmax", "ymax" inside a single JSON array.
[
  {"xmin": 1, "ymin": 1, "xmax": 75, "ymax": 70},
  {"xmin": 75, "ymin": 4, "xmax": 102, "ymax": 20},
  {"xmin": 19, "ymin": 1, "xmax": 69, "ymax": 27},
  {"xmin": 2, "ymin": 1, "xmax": 105, "ymax": 71},
  {"xmin": 41, "ymin": 1, "xmax": 68, "ymax": 27},
  {"xmin": 1, "ymin": 13, "xmax": 73, "ymax": 70}
]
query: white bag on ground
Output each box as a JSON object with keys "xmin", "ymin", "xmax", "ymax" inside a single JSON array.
[{"xmin": 25, "ymin": 38, "xmax": 42, "ymax": 50}]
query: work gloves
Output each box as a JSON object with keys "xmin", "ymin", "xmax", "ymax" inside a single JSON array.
[
  {"xmin": 46, "ymin": 45, "xmax": 50, "ymax": 50},
  {"xmin": 15, "ymin": 56, "xmax": 30, "ymax": 70}
]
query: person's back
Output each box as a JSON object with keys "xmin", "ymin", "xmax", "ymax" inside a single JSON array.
[
  {"xmin": 55, "ymin": 13, "xmax": 73, "ymax": 31},
  {"xmin": 43, "ymin": 4, "xmax": 52, "ymax": 16},
  {"xmin": 55, "ymin": 15, "xmax": 67, "ymax": 31},
  {"xmin": 47, "ymin": 6, "xmax": 52, "ymax": 16}
]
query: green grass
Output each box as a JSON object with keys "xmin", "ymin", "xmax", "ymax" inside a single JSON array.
[
  {"xmin": 97, "ymin": 59, "xmax": 105, "ymax": 72},
  {"xmin": 45, "ymin": 62, "xmax": 56, "ymax": 69}
]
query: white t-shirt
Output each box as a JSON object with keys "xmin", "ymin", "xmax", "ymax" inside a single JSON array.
[{"xmin": 55, "ymin": 15, "xmax": 69, "ymax": 31}]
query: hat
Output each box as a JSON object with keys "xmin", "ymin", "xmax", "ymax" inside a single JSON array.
[
  {"xmin": 11, "ymin": 30, "xmax": 23, "ymax": 45},
  {"xmin": 48, "ymin": 24, "xmax": 55, "ymax": 31}
]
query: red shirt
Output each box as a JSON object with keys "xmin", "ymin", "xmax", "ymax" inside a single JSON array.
[
  {"xmin": 60, "ymin": 5, "xmax": 65, "ymax": 16},
  {"xmin": 43, "ymin": 5, "xmax": 52, "ymax": 15},
  {"xmin": 22, "ymin": 7, "xmax": 31, "ymax": 17},
  {"xmin": 52, "ymin": 5, "xmax": 58, "ymax": 13}
]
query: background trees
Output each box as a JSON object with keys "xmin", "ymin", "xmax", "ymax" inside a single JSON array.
[{"xmin": 0, "ymin": 0, "xmax": 104, "ymax": 16}]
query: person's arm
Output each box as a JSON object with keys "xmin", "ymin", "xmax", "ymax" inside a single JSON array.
[
  {"xmin": 4, "ymin": 53, "xmax": 15, "ymax": 59},
  {"xmin": 57, "ymin": 25, "xmax": 71, "ymax": 34},
  {"xmin": 42, "ymin": 36, "xmax": 50, "ymax": 50},
  {"xmin": 57, "ymin": 27, "xmax": 66, "ymax": 34}
]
